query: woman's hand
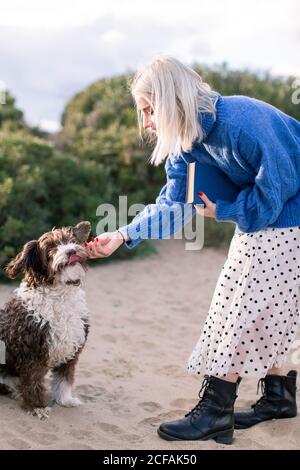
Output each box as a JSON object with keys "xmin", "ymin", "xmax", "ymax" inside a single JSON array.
[
  {"xmin": 194, "ymin": 192, "xmax": 216, "ymax": 219},
  {"xmin": 84, "ymin": 231, "xmax": 125, "ymax": 259}
]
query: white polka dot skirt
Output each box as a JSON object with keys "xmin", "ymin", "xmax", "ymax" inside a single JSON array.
[{"xmin": 187, "ymin": 226, "xmax": 300, "ymax": 379}]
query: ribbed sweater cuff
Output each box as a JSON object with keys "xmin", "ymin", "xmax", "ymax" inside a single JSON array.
[
  {"xmin": 118, "ymin": 225, "xmax": 142, "ymax": 250},
  {"xmin": 215, "ymin": 199, "xmax": 238, "ymax": 224}
]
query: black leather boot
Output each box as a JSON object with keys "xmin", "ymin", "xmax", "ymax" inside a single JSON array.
[
  {"xmin": 234, "ymin": 370, "xmax": 297, "ymax": 429},
  {"xmin": 157, "ymin": 375, "xmax": 241, "ymax": 445}
]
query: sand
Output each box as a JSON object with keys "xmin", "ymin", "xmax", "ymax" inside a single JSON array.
[{"xmin": 0, "ymin": 239, "xmax": 299, "ymax": 450}]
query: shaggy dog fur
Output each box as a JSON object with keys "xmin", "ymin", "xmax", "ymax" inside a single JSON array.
[{"xmin": 0, "ymin": 221, "xmax": 91, "ymax": 418}]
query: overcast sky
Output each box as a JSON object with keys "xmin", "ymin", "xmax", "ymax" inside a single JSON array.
[{"xmin": 0, "ymin": 0, "xmax": 299, "ymax": 132}]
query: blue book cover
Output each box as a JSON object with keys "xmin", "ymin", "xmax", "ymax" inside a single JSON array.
[{"xmin": 185, "ymin": 161, "xmax": 243, "ymax": 206}]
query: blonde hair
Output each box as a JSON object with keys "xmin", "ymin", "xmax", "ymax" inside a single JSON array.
[{"xmin": 129, "ymin": 56, "xmax": 217, "ymax": 166}]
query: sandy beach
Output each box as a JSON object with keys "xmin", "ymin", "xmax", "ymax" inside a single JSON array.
[{"xmin": 0, "ymin": 239, "xmax": 299, "ymax": 450}]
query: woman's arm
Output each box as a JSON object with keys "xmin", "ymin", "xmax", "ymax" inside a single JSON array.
[
  {"xmin": 215, "ymin": 128, "xmax": 300, "ymax": 232},
  {"xmin": 118, "ymin": 155, "xmax": 195, "ymax": 249},
  {"xmin": 85, "ymin": 155, "xmax": 196, "ymax": 258}
]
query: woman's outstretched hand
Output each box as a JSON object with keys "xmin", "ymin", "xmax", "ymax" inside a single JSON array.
[
  {"xmin": 194, "ymin": 192, "xmax": 216, "ymax": 219},
  {"xmin": 84, "ymin": 231, "xmax": 125, "ymax": 259}
]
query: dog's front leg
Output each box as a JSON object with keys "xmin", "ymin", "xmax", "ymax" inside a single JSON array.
[
  {"xmin": 19, "ymin": 366, "xmax": 51, "ymax": 419},
  {"xmin": 51, "ymin": 353, "xmax": 82, "ymax": 407}
]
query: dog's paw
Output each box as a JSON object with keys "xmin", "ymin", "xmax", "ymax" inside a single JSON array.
[
  {"xmin": 28, "ymin": 406, "xmax": 52, "ymax": 420},
  {"xmin": 56, "ymin": 396, "xmax": 82, "ymax": 407}
]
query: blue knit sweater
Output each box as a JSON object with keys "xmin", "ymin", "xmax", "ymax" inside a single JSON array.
[{"xmin": 119, "ymin": 92, "xmax": 300, "ymax": 248}]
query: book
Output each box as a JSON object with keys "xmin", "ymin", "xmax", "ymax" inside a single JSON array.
[{"xmin": 185, "ymin": 161, "xmax": 243, "ymax": 206}]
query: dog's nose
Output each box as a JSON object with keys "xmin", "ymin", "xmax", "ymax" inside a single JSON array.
[{"xmin": 67, "ymin": 249, "xmax": 77, "ymax": 256}]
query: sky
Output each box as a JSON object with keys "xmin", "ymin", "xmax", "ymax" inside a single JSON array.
[{"xmin": 0, "ymin": 0, "xmax": 299, "ymax": 132}]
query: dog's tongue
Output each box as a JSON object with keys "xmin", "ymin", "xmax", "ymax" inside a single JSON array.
[{"xmin": 68, "ymin": 254, "xmax": 82, "ymax": 265}]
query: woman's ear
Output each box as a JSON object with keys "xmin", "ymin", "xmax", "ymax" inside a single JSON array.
[
  {"xmin": 72, "ymin": 221, "xmax": 91, "ymax": 243},
  {"xmin": 5, "ymin": 240, "xmax": 40, "ymax": 279}
]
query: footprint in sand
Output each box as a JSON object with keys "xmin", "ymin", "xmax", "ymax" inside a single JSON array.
[
  {"xmin": 69, "ymin": 429, "xmax": 94, "ymax": 440},
  {"xmin": 94, "ymin": 423, "xmax": 142, "ymax": 444},
  {"xmin": 9, "ymin": 419, "xmax": 33, "ymax": 434},
  {"xmin": 96, "ymin": 422, "xmax": 123, "ymax": 435},
  {"xmin": 138, "ymin": 410, "xmax": 186, "ymax": 428},
  {"xmin": 102, "ymin": 367, "xmax": 133, "ymax": 379},
  {"xmin": 7, "ymin": 438, "xmax": 31, "ymax": 450},
  {"xmin": 138, "ymin": 416, "xmax": 161, "ymax": 428},
  {"xmin": 80, "ymin": 370, "xmax": 94, "ymax": 379},
  {"xmin": 120, "ymin": 433, "xmax": 142, "ymax": 444},
  {"xmin": 170, "ymin": 398, "xmax": 196, "ymax": 408},
  {"xmin": 28, "ymin": 432, "xmax": 59, "ymax": 446},
  {"xmin": 138, "ymin": 401, "xmax": 162, "ymax": 413},
  {"xmin": 76, "ymin": 384, "xmax": 105, "ymax": 402}
]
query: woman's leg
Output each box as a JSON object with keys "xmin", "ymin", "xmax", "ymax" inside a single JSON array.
[
  {"xmin": 221, "ymin": 373, "xmax": 240, "ymax": 383},
  {"xmin": 267, "ymin": 365, "xmax": 288, "ymax": 376}
]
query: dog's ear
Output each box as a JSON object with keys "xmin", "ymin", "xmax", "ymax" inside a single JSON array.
[
  {"xmin": 5, "ymin": 240, "xmax": 41, "ymax": 279},
  {"xmin": 72, "ymin": 221, "xmax": 91, "ymax": 243}
]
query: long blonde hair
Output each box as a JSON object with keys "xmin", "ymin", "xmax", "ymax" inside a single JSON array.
[{"xmin": 129, "ymin": 56, "xmax": 217, "ymax": 166}]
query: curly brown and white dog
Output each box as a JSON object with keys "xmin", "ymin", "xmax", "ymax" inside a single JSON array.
[{"xmin": 0, "ymin": 221, "xmax": 91, "ymax": 419}]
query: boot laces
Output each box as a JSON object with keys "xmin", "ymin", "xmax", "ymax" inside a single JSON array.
[
  {"xmin": 252, "ymin": 377, "xmax": 267, "ymax": 409},
  {"xmin": 185, "ymin": 375, "xmax": 213, "ymax": 418}
]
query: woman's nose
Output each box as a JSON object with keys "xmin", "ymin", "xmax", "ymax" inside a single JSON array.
[{"xmin": 143, "ymin": 114, "xmax": 151, "ymax": 129}]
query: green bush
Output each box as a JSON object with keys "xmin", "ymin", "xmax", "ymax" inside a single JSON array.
[{"xmin": 0, "ymin": 92, "xmax": 26, "ymax": 132}]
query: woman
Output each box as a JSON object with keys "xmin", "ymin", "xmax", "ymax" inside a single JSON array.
[{"xmin": 85, "ymin": 56, "xmax": 300, "ymax": 444}]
